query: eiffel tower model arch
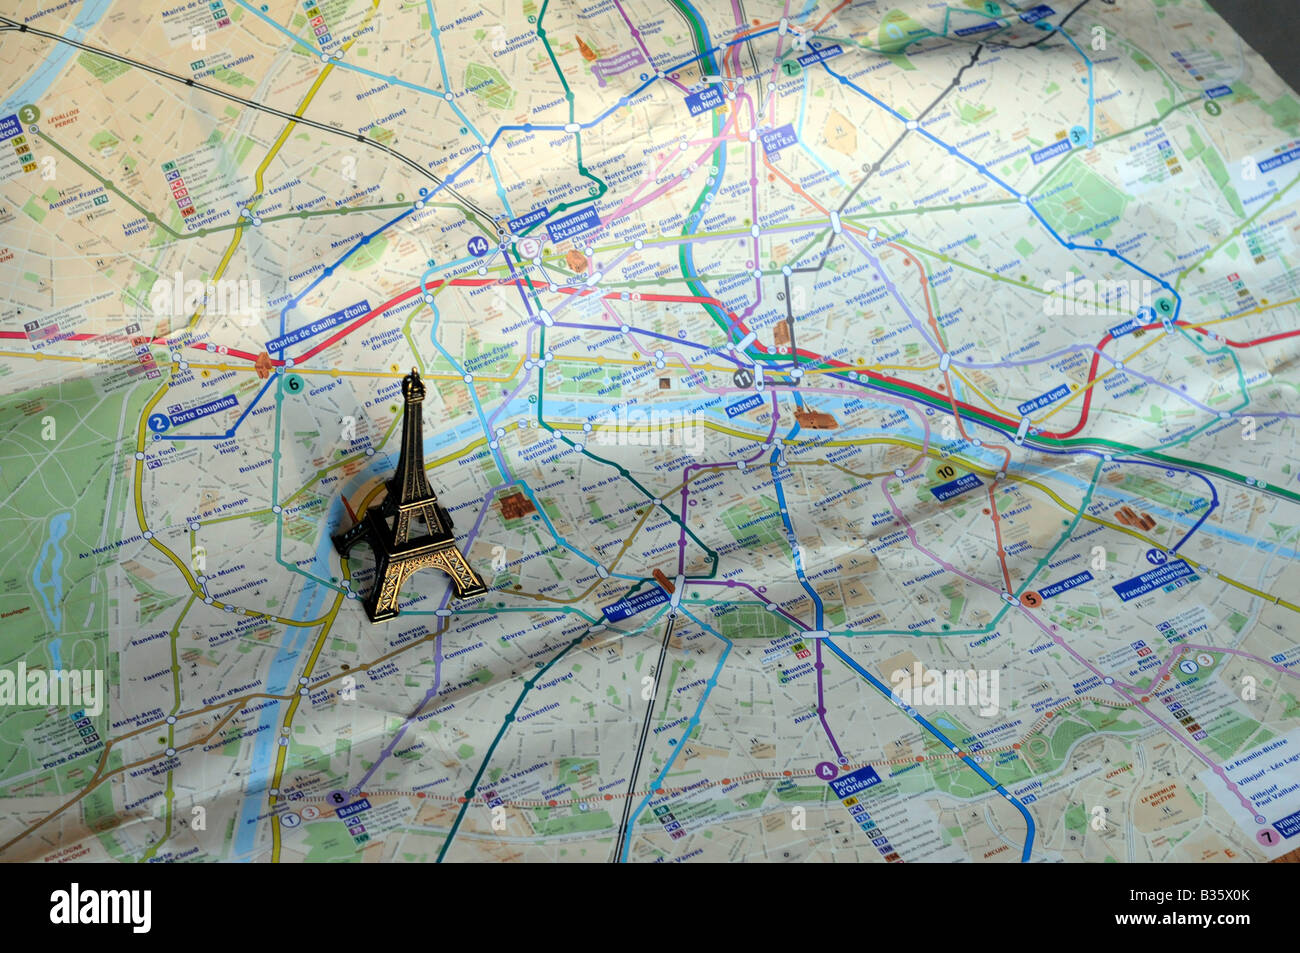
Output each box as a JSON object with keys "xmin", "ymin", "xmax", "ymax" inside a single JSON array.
[{"xmin": 333, "ymin": 368, "xmax": 487, "ymax": 622}]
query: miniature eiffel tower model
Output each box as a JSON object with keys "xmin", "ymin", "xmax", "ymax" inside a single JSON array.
[{"xmin": 333, "ymin": 368, "xmax": 487, "ymax": 622}]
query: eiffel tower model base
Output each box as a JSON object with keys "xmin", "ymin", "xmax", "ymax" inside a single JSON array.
[
  {"xmin": 333, "ymin": 510, "xmax": 487, "ymax": 623},
  {"xmin": 333, "ymin": 368, "xmax": 488, "ymax": 623}
]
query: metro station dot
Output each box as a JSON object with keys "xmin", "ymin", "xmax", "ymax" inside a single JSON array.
[
  {"xmin": 144, "ymin": 531, "xmax": 154, "ymax": 539},
  {"xmin": 166, "ymin": 747, "xmax": 176, "ymax": 756},
  {"xmin": 272, "ymin": 505, "xmax": 282, "ymax": 513},
  {"xmin": 166, "ymin": 715, "xmax": 176, "ymax": 724},
  {"xmin": 135, "ymin": 452, "xmax": 144, "ymax": 460}
]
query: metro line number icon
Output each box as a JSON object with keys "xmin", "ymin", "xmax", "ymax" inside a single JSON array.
[{"xmin": 467, "ymin": 236, "xmax": 490, "ymax": 257}]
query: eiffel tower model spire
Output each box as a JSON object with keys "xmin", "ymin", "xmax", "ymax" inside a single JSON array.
[{"xmin": 333, "ymin": 368, "xmax": 487, "ymax": 622}]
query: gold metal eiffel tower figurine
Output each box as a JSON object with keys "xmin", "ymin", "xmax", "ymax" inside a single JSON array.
[{"xmin": 333, "ymin": 368, "xmax": 487, "ymax": 622}]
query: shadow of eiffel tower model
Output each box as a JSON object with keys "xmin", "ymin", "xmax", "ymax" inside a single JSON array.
[{"xmin": 333, "ymin": 368, "xmax": 487, "ymax": 622}]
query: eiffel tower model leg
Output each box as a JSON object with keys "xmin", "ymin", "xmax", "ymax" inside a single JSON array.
[
  {"xmin": 425, "ymin": 540, "xmax": 488, "ymax": 599},
  {"xmin": 364, "ymin": 550, "xmax": 403, "ymax": 623},
  {"xmin": 332, "ymin": 514, "xmax": 373, "ymax": 558}
]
